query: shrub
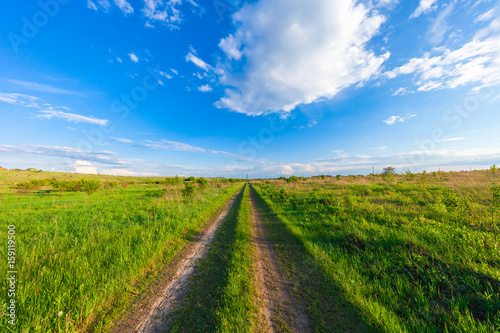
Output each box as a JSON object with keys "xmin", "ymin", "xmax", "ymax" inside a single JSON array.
[
  {"xmin": 185, "ymin": 176, "xmax": 196, "ymax": 182},
  {"xmin": 182, "ymin": 182, "xmax": 195, "ymax": 197},
  {"xmin": 79, "ymin": 179, "xmax": 101, "ymax": 194},
  {"xmin": 104, "ymin": 181, "xmax": 118, "ymax": 190},
  {"xmin": 196, "ymin": 177, "xmax": 209, "ymax": 189},
  {"xmin": 491, "ymin": 164, "xmax": 497, "ymax": 175}
]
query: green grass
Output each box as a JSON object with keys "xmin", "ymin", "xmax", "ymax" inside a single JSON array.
[
  {"xmin": 170, "ymin": 184, "xmax": 260, "ymax": 332},
  {"xmin": 0, "ymin": 171, "xmax": 244, "ymax": 332},
  {"xmin": 250, "ymin": 185, "xmax": 380, "ymax": 333},
  {"xmin": 252, "ymin": 172, "xmax": 500, "ymax": 332},
  {"xmin": 215, "ymin": 184, "xmax": 259, "ymax": 332}
]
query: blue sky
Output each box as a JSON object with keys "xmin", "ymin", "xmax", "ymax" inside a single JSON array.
[{"xmin": 0, "ymin": 0, "xmax": 499, "ymax": 178}]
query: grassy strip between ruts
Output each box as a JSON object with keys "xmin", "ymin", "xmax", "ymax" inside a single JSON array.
[
  {"xmin": 250, "ymin": 184, "xmax": 381, "ymax": 333},
  {"xmin": 0, "ymin": 181, "xmax": 244, "ymax": 332},
  {"xmin": 170, "ymin": 184, "xmax": 260, "ymax": 332}
]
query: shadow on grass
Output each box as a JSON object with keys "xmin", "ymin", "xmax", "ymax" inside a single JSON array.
[
  {"xmin": 169, "ymin": 185, "xmax": 246, "ymax": 332},
  {"xmin": 250, "ymin": 185, "xmax": 381, "ymax": 333}
]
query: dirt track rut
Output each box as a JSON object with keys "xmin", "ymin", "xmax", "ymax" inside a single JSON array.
[
  {"xmin": 250, "ymin": 187, "xmax": 310, "ymax": 333},
  {"xmin": 113, "ymin": 191, "xmax": 240, "ymax": 333}
]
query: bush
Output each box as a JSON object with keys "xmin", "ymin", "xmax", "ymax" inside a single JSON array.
[
  {"xmin": 182, "ymin": 182, "xmax": 195, "ymax": 197},
  {"xmin": 196, "ymin": 177, "xmax": 209, "ymax": 189},
  {"xmin": 79, "ymin": 179, "xmax": 101, "ymax": 194},
  {"xmin": 164, "ymin": 176, "xmax": 183, "ymax": 186},
  {"xmin": 185, "ymin": 176, "xmax": 196, "ymax": 182},
  {"xmin": 104, "ymin": 181, "xmax": 118, "ymax": 190}
]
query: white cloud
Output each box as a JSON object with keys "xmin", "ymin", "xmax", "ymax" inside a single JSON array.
[
  {"xmin": 386, "ymin": 19, "xmax": 500, "ymax": 92},
  {"xmin": 0, "ymin": 92, "xmax": 40, "ymax": 108},
  {"xmin": 128, "ymin": 53, "xmax": 139, "ymax": 63},
  {"xmin": 36, "ymin": 109, "xmax": 109, "ymax": 126},
  {"xmin": 214, "ymin": 0, "xmax": 389, "ymax": 116},
  {"xmin": 198, "ymin": 84, "xmax": 212, "ymax": 92},
  {"xmin": 383, "ymin": 114, "xmax": 417, "ymax": 125},
  {"xmin": 87, "ymin": 0, "xmax": 98, "ymax": 10},
  {"xmin": 410, "ymin": 0, "xmax": 438, "ymax": 19},
  {"xmin": 475, "ymin": 8, "xmax": 496, "ymax": 23},
  {"xmin": 0, "ymin": 144, "xmax": 127, "ymax": 166},
  {"xmin": 186, "ymin": 52, "xmax": 212, "ymax": 71},
  {"xmin": 392, "ymin": 87, "xmax": 410, "ymax": 96},
  {"xmin": 142, "ymin": 0, "xmax": 199, "ymax": 28},
  {"xmin": 116, "ymin": 57, "xmax": 123, "ymax": 63},
  {"xmin": 5, "ymin": 79, "xmax": 87, "ymax": 96},
  {"xmin": 441, "ymin": 137, "xmax": 465, "ymax": 142},
  {"xmin": 428, "ymin": 3, "xmax": 454, "ymax": 44},
  {"xmin": 72, "ymin": 160, "xmax": 98, "ymax": 174},
  {"xmin": 112, "ymin": 137, "xmax": 134, "ymax": 143},
  {"xmin": 143, "ymin": 139, "xmax": 257, "ymax": 162},
  {"xmin": 114, "ymin": 0, "xmax": 133, "ymax": 14}
]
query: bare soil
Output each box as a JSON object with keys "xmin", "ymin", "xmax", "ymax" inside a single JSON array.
[
  {"xmin": 249, "ymin": 188, "xmax": 310, "ymax": 333},
  {"xmin": 112, "ymin": 192, "xmax": 240, "ymax": 333}
]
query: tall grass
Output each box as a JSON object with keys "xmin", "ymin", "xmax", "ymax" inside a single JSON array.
[
  {"xmin": 0, "ymin": 177, "xmax": 243, "ymax": 332},
  {"xmin": 252, "ymin": 171, "xmax": 500, "ymax": 332}
]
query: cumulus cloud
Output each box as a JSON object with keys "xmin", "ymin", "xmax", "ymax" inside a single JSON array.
[
  {"xmin": 386, "ymin": 19, "xmax": 500, "ymax": 92},
  {"xmin": 198, "ymin": 84, "xmax": 212, "ymax": 92},
  {"xmin": 383, "ymin": 114, "xmax": 417, "ymax": 125},
  {"xmin": 36, "ymin": 108, "xmax": 109, "ymax": 126},
  {"xmin": 214, "ymin": 0, "xmax": 389, "ymax": 116},
  {"xmin": 128, "ymin": 53, "xmax": 139, "ymax": 63},
  {"xmin": 410, "ymin": 0, "xmax": 438, "ymax": 19}
]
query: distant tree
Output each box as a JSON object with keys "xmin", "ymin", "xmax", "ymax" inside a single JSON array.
[
  {"xmin": 382, "ymin": 166, "xmax": 396, "ymax": 175},
  {"xmin": 491, "ymin": 164, "xmax": 497, "ymax": 175}
]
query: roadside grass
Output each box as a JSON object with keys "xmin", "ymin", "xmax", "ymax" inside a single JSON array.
[
  {"xmin": 250, "ymin": 185, "xmax": 380, "ymax": 333},
  {"xmin": 0, "ymin": 171, "xmax": 244, "ymax": 332},
  {"xmin": 252, "ymin": 170, "xmax": 500, "ymax": 332},
  {"xmin": 170, "ymin": 184, "xmax": 260, "ymax": 332}
]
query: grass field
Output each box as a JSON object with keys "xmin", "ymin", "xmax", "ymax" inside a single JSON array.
[
  {"xmin": 252, "ymin": 170, "xmax": 500, "ymax": 332},
  {"xmin": 1, "ymin": 168, "xmax": 500, "ymax": 332},
  {"xmin": 0, "ymin": 170, "xmax": 244, "ymax": 332}
]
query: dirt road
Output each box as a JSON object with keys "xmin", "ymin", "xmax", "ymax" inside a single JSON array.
[
  {"xmin": 112, "ymin": 191, "xmax": 241, "ymax": 333},
  {"xmin": 249, "ymin": 186, "xmax": 310, "ymax": 333}
]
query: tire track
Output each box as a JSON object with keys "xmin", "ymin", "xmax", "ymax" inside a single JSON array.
[
  {"xmin": 112, "ymin": 189, "xmax": 242, "ymax": 333},
  {"xmin": 249, "ymin": 186, "xmax": 310, "ymax": 333}
]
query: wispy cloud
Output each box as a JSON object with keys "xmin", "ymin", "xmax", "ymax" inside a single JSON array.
[
  {"xmin": 5, "ymin": 79, "xmax": 87, "ymax": 96},
  {"xmin": 142, "ymin": 0, "xmax": 199, "ymax": 29},
  {"xmin": 383, "ymin": 114, "xmax": 417, "ymax": 125},
  {"xmin": 36, "ymin": 108, "xmax": 109, "ymax": 126},
  {"xmin": 114, "ymin": 0, "xmax": 133, "ymax": 14},
  {"xmin": 0, "ymin": 144, "xmax": 127, "ymax": 166},
  {"xmin": 410, "ymin": 0, "xmax": 438, "ymax": 19},
  {"xmin": 87, "ymin": 0, "xmax": 98, "ymax": 10},
  {"xmin": 128, "ymin": 53, "xmax": 139, "ymax": 63},
  {"xmin": 385, "ymin": 18, "xmax": 500, "ymax": 93},
  {"xmin": 112, "ymin": 137, "xmax": 134, "ymax": 143},
  {"xmin": 143, "ymin": 139, "xmax": 258, "ymax": 162},
  {"xmin": 428, "ymin": 3, "xmax": 454, "ymax": 44},
  {"xmin": 186, "ymin": 52, "xmax": 212, "ymax": 71},
  {"xmin": 0, "ymin": 92, "xmax": 40, "ymax": 108}
]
